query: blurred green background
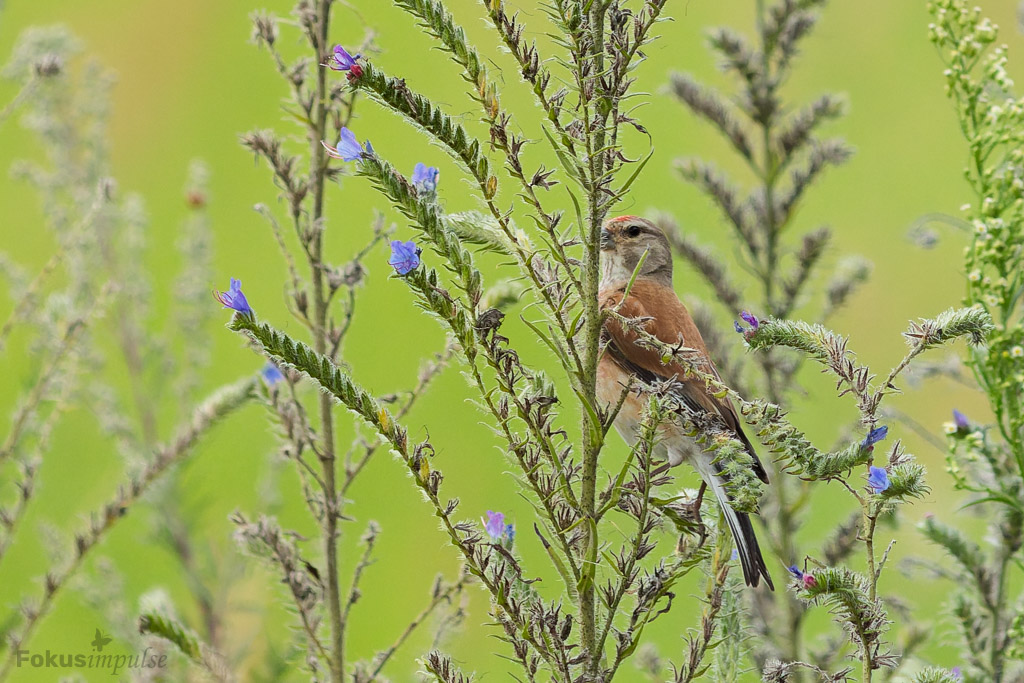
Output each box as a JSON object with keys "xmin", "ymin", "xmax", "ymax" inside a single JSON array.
[{"xmin": 1, "ymin": 0, "xmax": 1023, "ymax": 680}]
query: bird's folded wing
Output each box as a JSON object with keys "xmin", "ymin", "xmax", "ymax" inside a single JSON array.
[
  {"xmin": 602, "ymin": 289, "xmax": 719, "ymax": 414},
  {"xmin": 601, "ymin": 286, "xmax": 768, "ymax": 483}
]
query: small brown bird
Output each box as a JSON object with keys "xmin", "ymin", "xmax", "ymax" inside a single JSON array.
[{"xmin": 597, "ymin": 215, "xmax": 773, "ymax": 589}]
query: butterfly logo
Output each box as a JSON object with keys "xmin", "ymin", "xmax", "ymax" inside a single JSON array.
[{"xmin": 91, "ymin": 628, "xmax": 112, "ymax": 652}]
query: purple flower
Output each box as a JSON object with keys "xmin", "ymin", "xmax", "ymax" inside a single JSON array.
[
  {"xmin": 861, "ymin": 425, "xmax": 889, "ymax": 450},
  {"xmin": 213, "ymin": 278, "xmax": 253, "ymax": 318},
  {"xmin": 730, "ymin": 548, "xmax": 739, "ymax": 561},
  {"xmin": 951, "ymin": 667, "xmax": 962, "ymax": 681},
  {"xmin": 411, "ymin": 162, "xmax": 440, "ymax": 193},
  {"xmin": 484, "ymin": 511, "xmax": 505, "ymax": 539},
  {"xmin": 868, "ymin": 466, "xmax": 890, "ymax": 494},
  {"xmin": 787, "ymin": 565, "xmax": 805, "ymax": 580},
  {"xmin": 261, "ymin": 362, "xmax": 284, "ymax": 385},
  {"xmin": 389, "ymin": 240, "xmax": 421, "ymax": 275},
  {"xmin": 327, "ymin": 44, "xmax": 363, "ymax": 78},
  {"xmin": 802, "ymin": 573, "xmax": 817, "ymax": 588},
  {"xmin": 953, "ymin": 409, "xmax": 970, "ymax": 431},
  {"xmin": 483, "ymin": 511, "xmax": 514, "ymax": 547},
  {"xmin": 734, "ymin": 310, "xmax": 761, "ymax": 340},
  {"xmin": 323, "ymin": 127, "xmax": 373, "ymax": 162}
]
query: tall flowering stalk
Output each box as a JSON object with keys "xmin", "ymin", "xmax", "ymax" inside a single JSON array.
[
  {"xmin": 924, "ymin": 3, "xmax": 1024, "ymax": 681},
  {"xmin": 234, "ymin": 5, "xmax": 465, "ymax": 681}
]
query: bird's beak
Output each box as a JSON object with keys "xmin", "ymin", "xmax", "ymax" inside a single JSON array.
[{"xmin": 600, "ymin": 228, "xmax": 614, "ymax": 251}]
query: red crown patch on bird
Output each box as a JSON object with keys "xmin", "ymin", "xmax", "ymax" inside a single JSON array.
[{"xmin": 609, "ymin": 215, "xmax": 640, "ymax": 223}]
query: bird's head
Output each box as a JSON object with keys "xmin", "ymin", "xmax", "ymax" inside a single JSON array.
[{"xmin": 599, "ymin": 215, "xmax": 673, "ymax": 286}]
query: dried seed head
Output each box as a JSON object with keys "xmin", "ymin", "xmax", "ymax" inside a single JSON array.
[{"xmin": 252, "ymin": 12, "xmax": 278, "ymax": 47}]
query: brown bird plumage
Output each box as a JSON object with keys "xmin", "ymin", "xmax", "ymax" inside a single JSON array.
[{"xmin": 597, "ymin": 215, "xmax": 773, "ymax": 589}]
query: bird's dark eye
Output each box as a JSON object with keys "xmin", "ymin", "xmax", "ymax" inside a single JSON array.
[{"xmin": 626, "ymin": 225, "xmax": 642, "ymax": 238}]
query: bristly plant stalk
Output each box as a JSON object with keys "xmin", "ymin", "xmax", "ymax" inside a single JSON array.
[{"xmin": 667, "ymin": 0, "xmax": 857, "ymax": 673}]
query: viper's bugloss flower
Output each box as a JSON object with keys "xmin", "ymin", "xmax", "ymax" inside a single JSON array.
[
  {"xmin": 861, "ymin": 425, "xmax": 888, "ymax": 450},
  {"xmin": 868, "ymin": 465, "xmax": 890, "ymax": 494},
  {"xmin": 214, "ymin": 278, "xmax": 253, "ymax": 319},
  {"xmin": 323, "ymin": 127, "xmax": 373, "ymax": 162},
  {"xmin": 787, "ymin": 564, "xmax": 816, "ymax": 588},
  {"xmin": 261, "ymin": 362, "xmax": 284, "ymax": 386},
  {"xmin": 951, "ymin": 667, "xmax": 962, "ymax": 681},
  {"xmin": 953, "ymin": 409, "xmax": 970, "ymax": 431},
  {"xmin": 327, "ymin": 44, "xmax": 363, "ymax": 79},
  {"xmin": 389, "ymin": 240, "xmax": 421, "ymax": 275},
  {"xmin": 734, "ymin": 311, "xmax": 760, "ymax": 340},
  {"xmin": 731, "ymin": 548, "xmax": 739, "ymax": 561},
  {"xmin": 484, "ymin": 511, "xmax": 514, "ymax": 547},
  {"xmin": 412, "ymin": 162, "xmax": 440, "ymax": 193}
]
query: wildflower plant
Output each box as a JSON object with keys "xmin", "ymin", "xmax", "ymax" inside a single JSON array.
[{"xmin": 922, "ymin": 2, "xmax": 1024, "ymax": 680}]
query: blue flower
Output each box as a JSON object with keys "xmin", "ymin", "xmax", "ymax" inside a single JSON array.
[
  {"xmin": 261, "ymin": 362, "xmax": 284, "ymax": 386},
  {"xmin": 411, "ymin": 162, "xmax": 440, "ymax": 193},
  {"xmin": 504, "ymin": 523, "xmax": 515, "ymax": 546},
  {"xmin": 739, "ymin": 311, "xmax": 760, "ymax": 329},
  {"xmin": 868, "ymin": 466, "xmax": 890, "ymax": 494},
  {"xmin": 787, "ymin": 565, "xmax": 805, "ymax": 580},
  {"xmin": 953, "ymin": 409, "xmax": 970, "ymax": 431},
  {"xmin": 213, "ymin": 278, "xmax": 253, "ymax": 318},
  {"xmin": 327, "ymin": 45, "xmax": 363, "ymax": 78},
  {"xmin": 733, "ymin": 320, "xmax": 744, "ymax": 334},
  {"xmin": 323, "ymin": 127, "xmax": 373, "ymax": 162},
  {"xmin": 861, "ymin": 425, "xmax": 888, "ymax": 450},
  {"xmin": 389, "ymin": 240, "xmax": 421, "ymax": 275},
  {"xmin": 730, "ymin": 548, "xmax": 739, "ymax": 561}
]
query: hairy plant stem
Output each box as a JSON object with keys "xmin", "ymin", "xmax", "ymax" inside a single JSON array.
[{"xmin": 306, "ymin": 2, "xmax": 344, "ymax": 680}]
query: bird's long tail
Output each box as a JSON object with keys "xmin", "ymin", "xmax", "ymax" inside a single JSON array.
[{"xmin": 693, "ymin": 456, "xmax": 774, "ymax": 590}]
